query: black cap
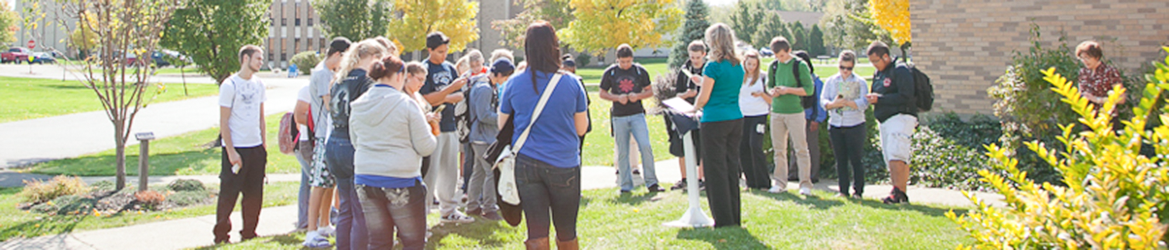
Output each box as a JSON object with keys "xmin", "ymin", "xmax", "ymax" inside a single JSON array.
[
  {"xmin": 328, "ymin": 37, "xmax": 351, "ymax": 56},
  {"xmin": 562, "ymin": 59, "xmax": 576, "ymax": 68},
  {"xmin": 491, "ymin": 58, "xmax": 515, "ymax": 74},
  {"xmin": 426, "ymin": 32, "xmax": 450, "ymax": 50}
]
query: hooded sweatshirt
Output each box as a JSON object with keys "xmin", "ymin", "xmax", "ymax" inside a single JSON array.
[{"xmin": 349, "ymin": 84, "xmax": 437, "ymax": 181}]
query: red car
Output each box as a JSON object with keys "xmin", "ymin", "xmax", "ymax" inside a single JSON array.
[{"xmin": 1, "ymin": 47, "xmax": 31, "ymax": 64}]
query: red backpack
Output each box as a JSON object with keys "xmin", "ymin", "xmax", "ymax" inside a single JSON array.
[{"xmin": 278, "ymin": 112, "xmax": 299, "ymax": 155}]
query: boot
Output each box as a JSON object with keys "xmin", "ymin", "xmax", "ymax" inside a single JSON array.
[
  {"xmin": 525, "ymin": 237, "xmax": 550, "ymax": 250},
  {"xmin": 557, "ymin": 237, "xmax": 579, "ymax": 250}
]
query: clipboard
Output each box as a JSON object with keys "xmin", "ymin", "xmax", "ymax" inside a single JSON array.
[{"xmin": 662, "ymin": 97, "xmax": 702, "ymax": 118}]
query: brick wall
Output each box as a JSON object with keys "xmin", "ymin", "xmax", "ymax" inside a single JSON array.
[{"xmin": 910, "ymin": 0, "xmax": 1169, "ymax": 115}]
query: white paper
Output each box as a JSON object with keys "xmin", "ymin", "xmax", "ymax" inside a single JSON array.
[
  {"xmin": 681, "ymin": 69, "xmax": 696, "ymax": 78},
  {"xmin": 662, "ymin": 97, "xmax": 702, "ymax": 118}
]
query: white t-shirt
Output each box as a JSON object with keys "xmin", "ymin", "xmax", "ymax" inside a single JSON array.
[
  {"xmin": 296, "ymin": 85, "xmax": 311, "ymax": 141},
  {"xmin": 739, "ymin": 73, "xmax": 771, "ymax": 116},
  {"xmin": 218, "ymin": 74, "xmax": 267, "ymax": 147}
]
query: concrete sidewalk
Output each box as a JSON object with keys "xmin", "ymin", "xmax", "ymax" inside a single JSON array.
[{"xmin": 0, "ymin": 158, "xmax": 1004, "ymax": 250}]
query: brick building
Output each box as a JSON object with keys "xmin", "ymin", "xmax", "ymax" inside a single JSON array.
[{"xmin": 910, "ymin": 0, "xmax": 1169, "ymax": 115}]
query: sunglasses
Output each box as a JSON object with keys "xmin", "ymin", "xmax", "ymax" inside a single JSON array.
[{"xmin": 839, "ymin": 66, "xmax": 854, "ymax": 70}]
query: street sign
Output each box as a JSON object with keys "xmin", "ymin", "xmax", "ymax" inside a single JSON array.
[{"xmin": 27, "ymin": 40, "xmax": 34, "ymax": 50}]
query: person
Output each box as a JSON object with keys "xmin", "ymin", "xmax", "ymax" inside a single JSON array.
[
  {"xmin": 405, "ymin": 62, "xmax": 433, "ymax": 111},
  {"xmin": 787, "ymin": 50, "xmax": 827, "ymax": 183},
  {"xmin": 691, "ymin": 23, "xmax": 745, "ymax": 228},
  {"xmin": 350, "ymin": 54, "xmax": 439, "ymax": 250},
  {"xmin": 458, "ymin": 49, "xmax": 487, "ymax": 199},
  {"xmin": 821, "ymin": 50, "xmax": 869, "ymax": 199},
  {"xmin": 465, "ymin": 58, "xmax": 514, "ymax": 221},
  {"xmin": 561, "ymin": 54, "xmax": 592, "ymax": 153},
  {"xmin": 764, "ymin": 37, "xmax": 815, "ymax": 196},
  {"xmin": 500, "ymin": 21, "xmax": 588, "ymax": 250},
  {"xmin": 600, "ymin": 44, "xmax": 664, "ymax": 193},
  {"xmin": 668, "ymin": 40, "xmax": 708, "ymax": 191},
  {"xmin": 297, "ymin": 78, "xmax": 335, "ymax": 249},
  {"xmin": 418, "ymin": 31, "xmax": 475, "ymax": 223},
  {"xmin": 326, "ymin": 39, "xmax": 387, "ymax": 250},
  {"xmin": 738, "ymin": 50, "xmax": 772, "ymax": 190},
  {"xmin": 865, "ymin": 41, "xmax": 917, "ymax": 204},
  {"xmin": 296, "ymin": 37, "xmax": 349, "ymax": 234},
  {"xmin": 1076, "ymin": 40, "xmax": 1126, "ymax": 131},
  {"xmin": 213, "ymin": 45, "xmax": 268, "ymax": 244}
]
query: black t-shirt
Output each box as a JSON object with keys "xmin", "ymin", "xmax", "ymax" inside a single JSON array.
[
  {"xmin": 419, "ymin": 59, "xmax": 459, "ymax": 132},
  {"xmin": 600, "ymin": 64, "xmax": 652, "ymax": 117},
  {"xmin": 674, "ymin": 60, "xmax": 704, "ymax": 104},
  {"xmin": 329, "ymin": 69, "xmax": 374, "ymax": 139}
]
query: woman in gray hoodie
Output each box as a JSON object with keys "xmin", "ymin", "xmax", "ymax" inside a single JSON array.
[{"xmin": 349, "ymin": 55, "xmax": 439, "ymax": 249}]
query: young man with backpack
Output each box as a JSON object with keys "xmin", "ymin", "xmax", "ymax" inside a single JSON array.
[
  {"xmin": 214, "ymin": 45, "xmax": 268, "ymax": 244},
  {"xmin": 419, "ymin": 32, "xmax": 475, "ymax": 223},
  {"xmin": 765, "ymin": 37, "xmax": 815, "ymax": 196},
  {"xmin": 600, "ymin": 44, "xmax": 664, "ymax": 193},
  {"xmin": 787, "ymin": 51, "xmax": 827, "ymax": 184},
  {"xmin": 865, "ymin": 41, "xmax": 918, "ymax": 204}
]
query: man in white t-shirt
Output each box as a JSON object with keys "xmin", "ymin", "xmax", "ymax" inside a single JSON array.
[{"xmin": 214, "ymin": 45, "xmax": 268, "ymax": 244}]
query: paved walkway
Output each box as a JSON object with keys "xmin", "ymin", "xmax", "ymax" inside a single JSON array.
[
  {"xmin": 0, "ymin": 64, "xmax": 311, "ymax": 168},
  {"xmin": 0, "ymin": 158, "xmax": 1004, "ymax": 250}
]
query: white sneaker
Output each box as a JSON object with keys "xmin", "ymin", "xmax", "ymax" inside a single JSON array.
[
  {"xmin": 440, "ymin": 211, "xmax": 475, "ymax": 224},
  {"xmin": 302, "ymin": 231, "xmax": 331, "ymax": 247},
  {"xmin": 317, "ymin": 225, "xmax": 335, "ymax": 237},
  {"xmin": 767, "ymin": 186, "xmax": 786, "ymax": 194},
  {"xmin": 799, "ymin": 187, "xmax": 812, "ymax": 196}
]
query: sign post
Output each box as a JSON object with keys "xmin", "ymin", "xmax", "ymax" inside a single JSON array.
[{"xmin": 135, "ymin": 132, "xmax": 155, "ymax": 191}]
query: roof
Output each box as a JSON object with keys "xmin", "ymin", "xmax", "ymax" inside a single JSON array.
[{"xmin": 767, "ymin": 10, "xmax": 825, "ymax": 28}]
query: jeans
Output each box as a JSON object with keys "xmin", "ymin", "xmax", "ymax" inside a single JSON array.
[
  {"xmin": 423, "ymin": 133, "xmax": 460, "ymax": 215},
  {"xmin": 613, "ymin": 113, "xmax": 658, "ymax": 191},
  {"xmin": 467, "ymin": 143, "xmax": 498, "ymax": 213},
  {"xmin": 516, "ymin": 154, "xmax": 581, "ymax": 241},
  {"xmin": 830, "ymin": 124, "xmax": 867, "ymax": 196},
  {"xmin": 462, "ymin": 142, "xmax": 474, "ymax": 192},
  {"xmin": 213, "ymin": 146, "xmax": 267, "ymax": 243},
  {"xmin": 294, "ymin": 142, "xmax": 312, "ymax": 229},
  {"xmin": 701, "ymin": 119, "xmax": 743, "ymax": 228},
  {"xmin": 358, "ymin": 182, "xmax": 428, "ymax": 250},
  {"xmin": 325, "ymin": 138, "xmax": 368, "ymax": 250},
  {"xmin": 739, "ymin": 115, "xmax": 770, "ymax": 189},
  {"xmin": 770, "ymin": 112, "xmax": 811, "ymax": 190}
]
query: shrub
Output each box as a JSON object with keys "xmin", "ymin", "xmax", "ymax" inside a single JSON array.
[
  {"xmin": 577, "ymin": 53, "xmax": 591, "ymax": 68},
  {"xmin": 167, "ymin": 179, "xmax": 205, "ymax": 192},
  {"xmin": 91, "ymin": 180, "xmax": 116, "ymax": 191},
  {"xmin": 19, "ymin": 176, "xmax": 91, "ymax": 203},
  {"xmin": 135, "ymin": 190, "xmax": 166, "ymax": 211},
  {"xmin": 949, "ymin": 54, "xmax": 1169, "ymax": 248},
  {"xmin": 169, "ymin": 190, "xmax": 212, "ymax": 207},
  {"xmin": 290, "ymin": 51, "xmax": 321, "ymax": 75}
]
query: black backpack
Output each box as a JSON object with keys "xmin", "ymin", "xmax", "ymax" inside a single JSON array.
[
  {"xmin": 896, "ymin": 60, "xmax": 934, "ymax": 113},
  {"xmin": 769, "ymin": 58, "xmax": 817, "ymax": 110}
]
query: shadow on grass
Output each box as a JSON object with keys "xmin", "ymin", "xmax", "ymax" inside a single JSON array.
[
  {"xmin": 28, "ymin": 148, "xmax": 219, "ymax": 176},
  {"xmin": 427, "ymin": 216, "xmax": 523, "ymax": 249},
  {"xmin": 191, "ymin": 234, "xmax": 312, "ymax": 250},
  {"xmin": 612, "ymin": 191, "xmax": 667, "ymax": 206},
  {"xmin": 676, "ymin": 226, "xmax": 769, "ymax": 249},
  {"xmin": 754, "ymin": 189, "xmax": 846, "ymax": 210},
  {"xmin": 853, "ymin": 198, "xmax": 970, "ymax": 218}
]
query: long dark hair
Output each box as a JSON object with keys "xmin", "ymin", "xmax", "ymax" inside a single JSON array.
[{"xmin": 524, "ymin": 21, "xmax": 561, "ymax": 92}]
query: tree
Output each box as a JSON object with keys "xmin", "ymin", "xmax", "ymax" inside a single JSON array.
[
  {"xmin": 807, "ymin": 24, "xmax": 826, "ymax": 56},
  {"xmin": 869, "ymin": 0, "xmax": 909, "ymax": 45},
  {"xmin": 820, "ymin": 0, "xmax": 886, "ymax": 51},
  {"xmin": 0, "ymin": 1, "xmax": 16, "ymax": 44},
  {"xmin": 385, "ymin": 0, "xmax": 479, "ymax": 53},
  {"xmin": 24, "ymin": 0, "xmax": 182, "ymax": 190},
  {"xmin": 751, "ymin": 12, "xmax": 789, "ymax": 51},
  {"xmin": 730, "ymin": 1, "xmax": 763, "ymax": 47},
  {"xmin": 160, "ymin": 0, "xmax": 269, "ymax": 84},
  {"xmin": 491, "ymin": 0, "xmax": 574, "ymax": 49},
  {"xmin": 561, "ymin": 0, "xmax": 682, "ymax": 55},
  {"xmin": 313, "ymin": 0, "xmax": 394, "ymax": 43},
  {"xmin": 68, "ymin": 12, "xmax": 100, "ymax": 57},
  {"xmin": 789, "ymin": 21, "xmax": 806, "ymax": 50},
  {"xmin": 667, "ymin": 0, "xmax": 710, "ymax": 68}
]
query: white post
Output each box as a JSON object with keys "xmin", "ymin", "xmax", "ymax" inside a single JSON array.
[{"xmin": 663, "ymin": 130, "xmax": 714, "ymax": 228}]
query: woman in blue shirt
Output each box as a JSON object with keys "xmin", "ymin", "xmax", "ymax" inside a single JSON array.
[
  {"xmin": 691, "ymin": 23, "xmax": 746, "ymax": 228},
  {"xmin": 498, "ymin": 21, "xmax": 589, "ymax": 249}
]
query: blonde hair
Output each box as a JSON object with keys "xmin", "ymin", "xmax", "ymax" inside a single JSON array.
[
  {"xmin": 704, "ymin": 23, "xmax": 740, "ymax": 66},
  {"xmin": 743, "ymin": 50, "xmax": 762, "ymax": 86},
  {"xmin": 490, "ymin": 49, "xmax": 514, "ymax": 64},
  {"xmin": 455, "ymin": 57, "xmax": 470, "ymax": 76},
  {"xmin": 373, "ymin": 36, "xmax": 399, "ymax": 57},
  {"xmin": 334, "ymin": 39, "xmax": 387, "ymax": 84},
  {"xmin": 405, "ymin": 61, "xmax": 427, "ymax": 77}
]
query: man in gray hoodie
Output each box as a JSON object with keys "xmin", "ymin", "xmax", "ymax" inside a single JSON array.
[{"xmin": 465, "ymin": 58, "xmax": 515, "ymax": 221}]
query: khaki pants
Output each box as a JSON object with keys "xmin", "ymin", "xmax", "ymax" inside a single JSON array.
[{"xmin": 770, "ymin": 112, "xmax": 812, "ymax": 190}]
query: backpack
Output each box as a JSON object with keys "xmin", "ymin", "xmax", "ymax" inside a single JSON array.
[
  {"xmin": 769, "ymin": 58, "xmax": 816, "ymax": 109},
  {"xmin": 454, "ymin": 74, "xmax": 488, "ymax": 143},
  {"xmin": 896, "ymin": 60, "xmax": 934, "ymax": 113},
  {"xmin": 278, "ymin": 112, "xmax": 299, "ymax": 155}
]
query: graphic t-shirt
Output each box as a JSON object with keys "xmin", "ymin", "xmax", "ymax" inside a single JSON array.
[
  {"xmin": 599, "ymin": 64, "xmax": 651, "ymax": 117},
  {"xmin": 420, "ymin": 59, "xmax": 459, "ymax": 132},
  {"xmin": 218, "ymin": 74, "xmax": 267, "ymax": 147}
]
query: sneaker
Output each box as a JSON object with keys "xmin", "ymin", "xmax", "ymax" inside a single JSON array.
[
  {"xmin": 799, "ymin": 187, "xmax": 812, "ymax": 196},
  {"xmin": 882, "ymin": 187, "xmax": 909, "ymax": 204},
  {"xmin": 835, "ymin": 193, "xmax": 849, "ymax": 198},
  {"xmin": 852, "ymin": 193, "xmax": 864, "ymax": 200},
  {"xmin": 441, "ymin": 211, "xmax": 476, "ymax": 224},
  {"xmin": 302, "ymin": 231, "xmax": 331, "ymax": 248},
  {"xmin": 698, "ymin": 180, "xmax": 706, "ymax": 191},
  {"xmin": 647, "ymin": 184, "xmax": 665, "ymax": 192},
  {"xmin": 670, "ymin": 179, "xmax": 686, "ymax": 190},
  {"xmin": 632, "ymin": 168, "xmax": 640, "ymax": 175},
  {"xmin": 317, "ymin": 225, "xmax": 335, "ymax": 237},
  {"xmin": 767, "ymin": 186, "xmax": 786, "ymax": 194},
  {"xmin": 619, "ymin": 189, "xmax": 631, "ymax": 194},
  {"xmin": 481, "ymin": 211, "xmax": 504, "ymax": 221},
  {"xmin": 466, "ymin": 207, "xmax": 483, "ymax": 217}
]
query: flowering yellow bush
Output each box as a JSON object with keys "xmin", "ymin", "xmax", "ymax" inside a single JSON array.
[
  {"xmin": 869, "ymin": 0, "xmax": 910, "ymax": 44},
  {"xmin": 948, "ymin": 49, "xmax": 1169, "ymax": 249}
]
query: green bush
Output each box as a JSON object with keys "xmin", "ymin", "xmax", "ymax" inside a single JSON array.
[
  {"xmin": 577, "ymin": 53, "xmax": 591, "ymax": 68},
  {"xmin": 19, "ymin": 176, "xmax": 91, "ymax": 203},
  {"xmin": 169, "ymin": 190, "xmax": 212, "ymax": 207},
  {"xmin": 949, "ymin": 52, "xmax": 1169, "ymax": 248},
  {"xmin": 91, "ymin": 180, "xmax": 116, "ymax": 191},
  {"xmin": 290, "ymin": 51, "xmax": 321, "ymax": 75},
  {"xmin": 29, "ymin": 195, "xmax": 98, "ymax": 216},
  {"xmin": 167, "ymin": 179, "xmax": 205, "ymax": 192}
]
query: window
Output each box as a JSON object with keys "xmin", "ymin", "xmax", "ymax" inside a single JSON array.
[
  {"xmin": 308, "ymin": 18, "xmax": 314, "ymax": 26},
  {"xmin": 295, "ymin": 18, "xmax": 301, "ymax": 26},
  {"xmin": 281, "ymin": 53, "xmax": 287, "ymax": 61},
  {"xmin": 281, "ymin": 18, "xmax": 287, "ymax": 26}
]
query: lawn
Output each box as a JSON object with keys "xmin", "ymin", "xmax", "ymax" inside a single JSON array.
[
  {"xmin": 0, "ymin": 76, "xmax": 220, "ymax": 123},
  {"xmin": 25, "ymin": 113, "xmax": 301, "ymax": 176},
  {"xmin": 0, "ymin": 181, "xmax": 299, "ymax": 242},
  {"xmin": 191, "ymin": 187, "xmax": 972, "ymax": 249},
  {"xmin": 581, "ymin": 92, "xmax": 674, "ymax": 167}
]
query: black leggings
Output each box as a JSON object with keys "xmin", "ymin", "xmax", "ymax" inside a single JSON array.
[
  {"xmin": 701, "ymin": 118, "xmax": 743, "ymax": 228},
  {"xmin": 739, "ymin": 115, "xmax": 770, "ymax": 189},
  {"xmin": 829, "ymin": 124, "xmax": 866, "ymax": 195}
]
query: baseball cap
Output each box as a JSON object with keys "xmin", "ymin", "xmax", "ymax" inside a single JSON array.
[{"xmin": 490, "ymin": 58, "xmax": 515, "ymax": 74}]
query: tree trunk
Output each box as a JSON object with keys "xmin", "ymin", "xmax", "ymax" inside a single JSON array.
[{"xmin": 114, "ymin": 122, "xmax": 127, "ymax": 190}]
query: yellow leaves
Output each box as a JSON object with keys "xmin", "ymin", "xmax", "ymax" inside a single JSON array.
[
  {"xmin": 561, "ymin": 0, "xmax": 682, "ymax": 54},
  {"xmin": 869, "ymin": 0, "xmax": 910, "ymax": 44},
  {"xmin": 386, "ymin": 0, "xmax": 480, "ymax": 52}
]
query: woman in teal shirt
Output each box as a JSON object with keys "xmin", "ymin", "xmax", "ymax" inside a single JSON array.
[{"xmin": 692, "ymin": 23, "xmax": 745, "ymax": 228}]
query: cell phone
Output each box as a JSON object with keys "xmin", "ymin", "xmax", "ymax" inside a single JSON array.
[
  {"xmin": 433, "ymin": 105, "xmax": 446, "ymax": 113},
  {"xmin": 232, "ymin": 163, "xmax": 241, "ymax": 174}
]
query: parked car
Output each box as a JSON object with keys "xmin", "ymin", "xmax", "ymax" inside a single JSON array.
[
  {"xmin": 30, "ymin": 52, "xmax": 57, "ymax": 64},
  {"xmin": 1, "ymin": 47, "xmax": 31, "ymax": 64},
  {"xmin": 760, "ymin": 47, "xmax": 774, "ymax": 56},
  {"xmin": 151, "ymin": 50, "xmax": 184, "ymax": 67}
]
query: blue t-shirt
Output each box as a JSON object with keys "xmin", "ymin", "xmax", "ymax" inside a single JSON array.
[
  {"xmin": 700, "ymin": 60, "xmax": 745, "ymax": 123},
  {"xmin": 499, "ymin": 70, "xmax": 588, "ymax": 168},
  {"xmin": 419, "ymin": 59, "xmax": 459, "ymax": 132}
]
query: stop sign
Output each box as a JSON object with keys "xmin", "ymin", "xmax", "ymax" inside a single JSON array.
[{"xmin": 27, "ymin": 40, "xmax": 34, "ymax": 49}]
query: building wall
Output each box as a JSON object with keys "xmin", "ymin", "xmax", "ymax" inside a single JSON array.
[
  {"xmin": 266, "ymin": 0, "xmax": 328, "ymax": 69},
  {"xmin": 910, "ymin": 0, "xmax": 1169, "ymax": 115},
  {"xmin": 12, "ymin": 0, "xmax": 75, "ymax": 57}
]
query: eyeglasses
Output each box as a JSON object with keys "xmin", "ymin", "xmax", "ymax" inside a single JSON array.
[{"xmin": 839, "ymin": 66, "xmax": 854, "ymax": 70}]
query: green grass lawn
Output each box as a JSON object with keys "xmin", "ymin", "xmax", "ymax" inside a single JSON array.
[
  {"xmin": 0, "ymin": 76, "xmax": 220, "ymax": 123},
  {"xmin": 154, "ymin": 67, "xmax": 204, "ymax": 75},
  {"xmin": 192, "ymin": 188, "xmax": 972, "ymax": 249},
  {"xmin": 0, "ymin": 181, "xmax": 299, "ymax": 242},
  {"xmin": 582, "ymin": 93, "xmax": 673, "ymax": 167},
  {"xmin": 26, "ymin": 113, "xmax": 301, "ymax": 176}
]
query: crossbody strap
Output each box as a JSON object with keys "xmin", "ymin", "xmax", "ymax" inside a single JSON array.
[{"xmin": 513, "ymin": 73, "xmax": 564, "ymax": 152}]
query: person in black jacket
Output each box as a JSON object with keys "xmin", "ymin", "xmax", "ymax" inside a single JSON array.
[
  {"xmin": 864, "ymin": 41, "xmax": 917, "ymax": 204},
  {"xmin": 666, "ymin": 40, "xmax": 706, "ymax": 191}
]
